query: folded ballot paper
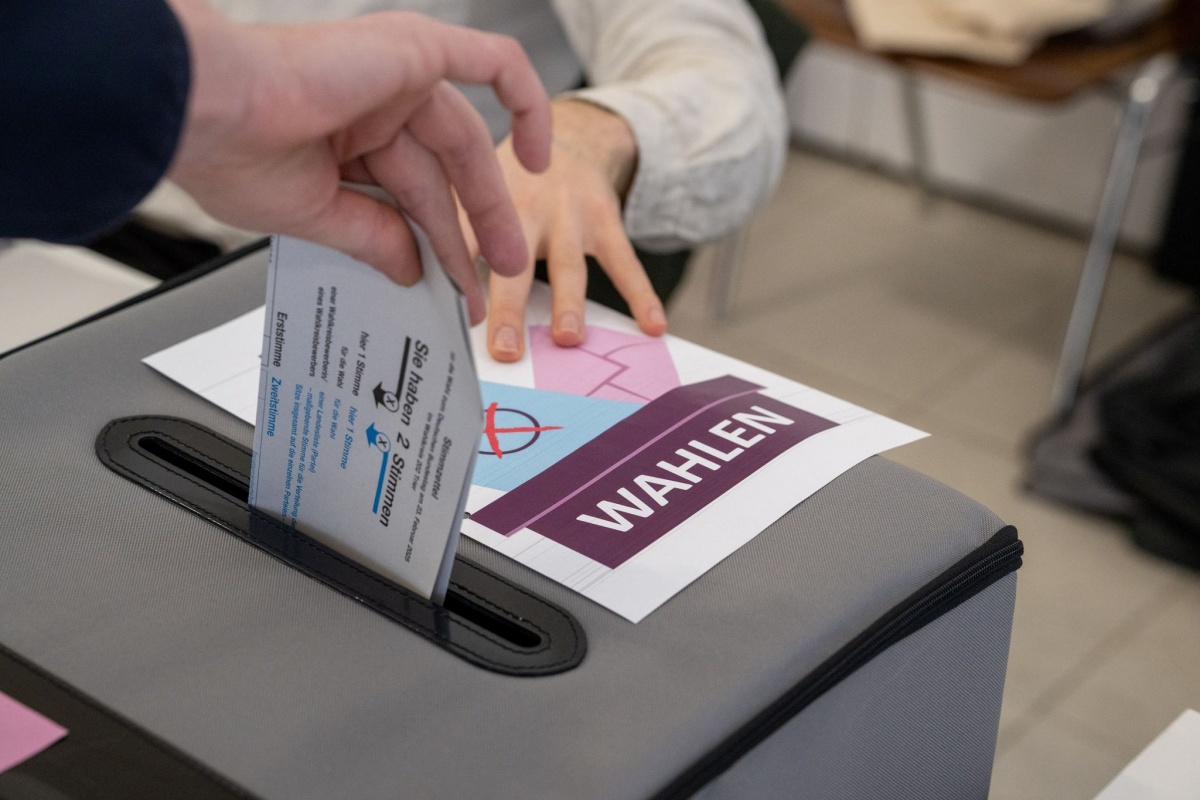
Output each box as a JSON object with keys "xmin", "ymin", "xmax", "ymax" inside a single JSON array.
[
  {"xmin": 247, "ymin": 234, "xmax": 481, "ymax": 603},
  {"xmin": 145, "ymin": 244, "xmax": 929, "ymax": 622}
]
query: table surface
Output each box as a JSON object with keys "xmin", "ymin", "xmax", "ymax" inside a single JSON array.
[{"xmin": 776, "ymin": 0, "xmax": 1176, "ymax": 103}]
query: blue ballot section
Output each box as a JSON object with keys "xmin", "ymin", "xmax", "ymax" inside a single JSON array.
[{"xmin": 473, "ymin": 382, "xmax": 641, "ymax": 492}]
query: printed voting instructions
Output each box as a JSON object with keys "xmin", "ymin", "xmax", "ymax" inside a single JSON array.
[
  {"xmin": 145, "ymin": 277, "xmax": 926, "ymax": 622},
  {"xmin": 251, "ymin": 235, "xmax": 480, "ymax": 603}
]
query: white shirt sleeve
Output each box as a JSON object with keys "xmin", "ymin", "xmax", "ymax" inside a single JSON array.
[{"xmin": 550, "ymin": 0, "xmax": 788, "ymax": 251}]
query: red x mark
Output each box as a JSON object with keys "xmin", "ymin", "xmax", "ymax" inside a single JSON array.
[{"xmin": 482, "ymin": 402, "xmax": 562, "ymax": 459}]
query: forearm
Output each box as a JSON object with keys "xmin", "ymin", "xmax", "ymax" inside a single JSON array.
[
  {"xmin": 551, "ymin": 0, "xmax": 787, "ymax": 249},
  {"xmin": 162, "ymin": 0, "xmax": 254, "ymax": 182}
]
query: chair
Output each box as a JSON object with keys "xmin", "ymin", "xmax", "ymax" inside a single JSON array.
[
  {"xmin": 714, "ymin": 0, "xmax": 1181, "ymax": 417},
  {"xmin": 703, "ymin": 0, "xmax": 809, "ymax": 322}
]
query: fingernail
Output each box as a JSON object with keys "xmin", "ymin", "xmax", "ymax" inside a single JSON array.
[
  {"xmin": 648, "ymin": 306, "xmax": 666, "ymax": 328},
  {"xmin": 558, "ymin": 311, "xmax": 582, "ymax": 338},
  {"xmin": 493, "ymin": 326, "xmax": 520, "ymax": 356}
]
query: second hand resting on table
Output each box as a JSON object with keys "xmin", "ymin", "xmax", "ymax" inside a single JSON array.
[{"xmin": 467, "ymin": 99, "xmax": 670, "ymax": 363}]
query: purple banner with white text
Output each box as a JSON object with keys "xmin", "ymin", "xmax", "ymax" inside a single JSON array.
[{"xmin": 471, "ymin": 376, "xmax": 837, "ymax": 568}]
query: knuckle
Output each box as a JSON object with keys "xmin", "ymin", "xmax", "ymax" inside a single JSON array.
[
  {"xmin": 442, "ymin": 138, "xmax": 478, "ymax": 172},
  {"xmin": 493, "ymin": 35, "xmax": 525, "ymax": 64}
]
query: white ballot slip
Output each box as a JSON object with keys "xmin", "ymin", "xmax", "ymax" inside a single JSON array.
[{"xmin": 248, "ymin": 234, "xmax": 482, "ymax": 603}]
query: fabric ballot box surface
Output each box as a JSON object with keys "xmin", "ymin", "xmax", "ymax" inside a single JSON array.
[{"xmin": 0, "ymin": 244, "xmax": 1021, "ymax": 800}]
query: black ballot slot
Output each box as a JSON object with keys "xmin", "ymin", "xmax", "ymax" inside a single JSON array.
[{"xmin": 96, "ymin": 416, "xmax": 586, "ymax": 676}]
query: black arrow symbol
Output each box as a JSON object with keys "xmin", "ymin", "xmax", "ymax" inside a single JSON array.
[
  {"xmin": 372, "ymin": 336, "xmax": 412, "ymax": 411},
  {"xmin": 372, "ymin": 382, "xmax": 390, "ymax": 408}
]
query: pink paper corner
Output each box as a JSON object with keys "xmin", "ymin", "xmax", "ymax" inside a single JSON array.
[
  {"xmin": 0, "ymin": 691, "xmax": 67, "ymax": 774},
  {"xmin": 529, "ymin": 324, "xmax": 680, "ymax": 402}
]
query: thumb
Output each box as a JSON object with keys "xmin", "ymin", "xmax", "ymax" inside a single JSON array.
[{"xmin": 287, "ymin": 187, "xmax": 423, "ymax": 285}]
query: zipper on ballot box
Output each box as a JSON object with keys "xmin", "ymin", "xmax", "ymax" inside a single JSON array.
[{"xmin": 652, "ymin": 525, "xmax": 1023, "ymax": 800}]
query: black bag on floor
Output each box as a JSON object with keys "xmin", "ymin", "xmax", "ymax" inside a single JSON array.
[
  {"xmin": 1026, "ymin": 305, "xmax": 1200, "ymax": 568},
  {"xmin": 1093, "ymin": 321, "xmax": 1200, "ymax": 565}
]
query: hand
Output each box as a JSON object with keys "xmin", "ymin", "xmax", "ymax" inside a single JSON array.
[
  {"xmin": 477, "ymin": 99, "xmax": 667, "ymax": 363},
  {"xmin": 164, "ymin": 0, "xmax": 552, "ymax": 324}
]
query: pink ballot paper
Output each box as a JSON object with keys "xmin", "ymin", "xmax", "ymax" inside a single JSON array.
[{"xmin": 0, "ymin": 691, "xmax": 66, "ymax": 773}]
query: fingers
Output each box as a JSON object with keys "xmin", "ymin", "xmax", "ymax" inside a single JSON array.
[
  {"xmin": 487, "ymin": 212, "xmax": 539, "ymax": 362},
  {"xmin": 546, "ymin": 220, "xmax": 587, "ymax": 348},
  {"xmin": 285, "ymin": 186, "xmax": 423, "ymax": 286},
  {"xmin": 590, "ymin": 211, "xmax": 667, "ymax": 337},
  {"xmin": 354, "ymin": 79, "xmax": 525, "ymax": 322},
  {"xmin": 487, "ymin": 259, "xmax": 536, "ymax": 363},
  {"xmin": 408, "ymin": 83, "xmax": 529, "ymax": 278},
  {"xmin": 339, "ymin": 158, "xmax": 376, "ymax": 185},
  {"xmin": 458, "ymin": 201, "xmax": 481, "ymax": 263},
  {"xmin": 364, "ymin": 129, "xmax": 484, "ymax": 322},
  {"xmin": 316, "ymin": 14, "xmax": 551, "ymax": 173},
  {"xmin": 409, "ymin": 20, "xmax": 551, "ymax": 173}
]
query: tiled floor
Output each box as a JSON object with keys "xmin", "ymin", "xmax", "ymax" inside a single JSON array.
[
  {"xmin": 669, "ymin": 149, "xmax": 1199, "ymax": 799},
  {"xmin": 3, "ymin": 147, "xmax": 1197, "ymax": 797}
]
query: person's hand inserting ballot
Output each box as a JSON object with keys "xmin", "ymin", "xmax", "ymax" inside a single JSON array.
[
  {"xmin": 164, "ymin": 0, "xmax": 552, "ymax": 324},
  {"xmin": 470, "ymin": 99, "xmax": 668, "ymax": 363}
]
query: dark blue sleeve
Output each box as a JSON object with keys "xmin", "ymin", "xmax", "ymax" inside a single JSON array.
[{"xmin": 0, "ymin": 1, "xmax": 191, "ymax": 243}]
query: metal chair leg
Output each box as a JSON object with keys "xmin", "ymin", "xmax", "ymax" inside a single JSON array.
[
  {"xmin": 1048, "ymin": 53, "xmax": 1178, "ymax": 417},
  {"xmin": 708, "ymin": 226, "xmax": 749, "ymax": 320},
  {"xmin": 901, "ymin": 70, "xmax": 935, "ymax": 210}
]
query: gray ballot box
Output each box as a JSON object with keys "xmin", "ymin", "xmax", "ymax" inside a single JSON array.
[{"xmin": 0, "ymin": 243, "xmax": 1021, "ymax": 800}]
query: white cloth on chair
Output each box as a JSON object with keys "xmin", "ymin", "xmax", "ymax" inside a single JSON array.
[{"xmin": 845, "ymin": 0, "xmax": 1158, "ymax": 65}]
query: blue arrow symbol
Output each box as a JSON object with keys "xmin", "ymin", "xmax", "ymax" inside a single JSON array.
[{"xmin": 365, "ymin": 423, "xmax": 388, "ymax": 451}]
